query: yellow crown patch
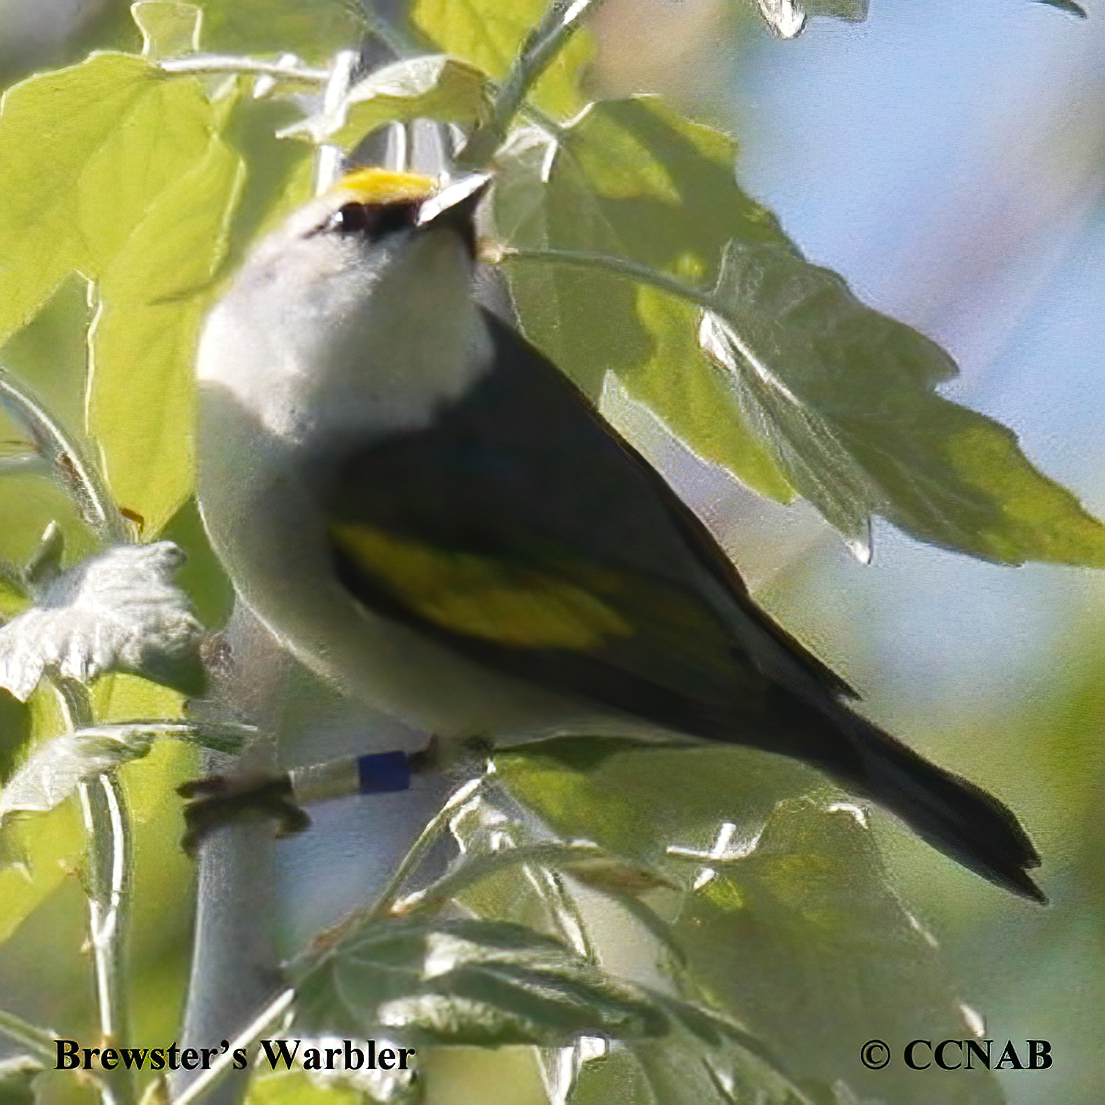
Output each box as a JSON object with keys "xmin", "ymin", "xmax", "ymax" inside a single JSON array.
[{"xmin": 334, "ymin": 168, "xmax": 437, "ymax": 205}]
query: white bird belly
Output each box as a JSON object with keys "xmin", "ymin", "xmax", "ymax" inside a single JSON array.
[{"xmin": 194, "ymin": 383, "xmax": 643, "ymax": 746}]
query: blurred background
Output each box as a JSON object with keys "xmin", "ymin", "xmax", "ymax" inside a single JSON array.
[
  {"xmin": 593, "ymin": 0, "xmax": 1105, "ymax": 1100},
  {"xmin": 1, "ymin": 1, "xmax": 1102, "ymax": 1103}
]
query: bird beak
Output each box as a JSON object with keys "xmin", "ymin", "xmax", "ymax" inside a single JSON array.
[{"xmin": 416, "ymin": 173, "xmax": 493, "ymax": 252}]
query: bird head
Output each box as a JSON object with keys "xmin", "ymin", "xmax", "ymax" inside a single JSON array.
[{"xmin": 196, "ymin": 167, "xmax": 495, "ymax": 452}]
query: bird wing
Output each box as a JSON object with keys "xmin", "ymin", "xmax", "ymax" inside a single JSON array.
[{"xmin": 326, "ymin": 309, "xmax": 856, "ymax": 742}]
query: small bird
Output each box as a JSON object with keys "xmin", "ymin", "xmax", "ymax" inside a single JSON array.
[{"xmin": 195, "ymin": 167, "xmax": 1044, "ymax": 902}]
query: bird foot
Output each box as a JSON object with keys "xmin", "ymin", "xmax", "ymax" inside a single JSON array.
[{"xmin": 177, "ymin": 772, "xmax": 311, "ymax": 855}]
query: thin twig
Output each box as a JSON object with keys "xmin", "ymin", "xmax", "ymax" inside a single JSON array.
[
  {"xmin": 0, "ymin": 367, "xmax": 126, "ymax": 545},
  {"xmin": 57, "ymin": 680, "xmax": 136, "ymax": 1105},
  {"xmin": 459, "ymin": 0, "xmax": 604, "ymax": 166},
  {"xmin": 0, "ymin": 1009, "xmax": 58, "ymax": 1063},
  {"xmin": 169, "ymin": 988, "xmax": 295, "ymax": 1105}
]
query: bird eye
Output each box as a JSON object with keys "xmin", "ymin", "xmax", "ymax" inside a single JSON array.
[{"xmin": 328, "ymin": 203, "xmax": 380, "ymax": 235}]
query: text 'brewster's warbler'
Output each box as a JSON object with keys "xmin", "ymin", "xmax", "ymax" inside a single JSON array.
[{"xmin": 195, "ymin": 167, "xmax": 1043, "ymax": 902}]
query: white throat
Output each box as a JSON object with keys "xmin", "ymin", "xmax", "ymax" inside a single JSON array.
[{"xmin": 197, "ymin": 223, "xmax": 493, "ymax": 460}]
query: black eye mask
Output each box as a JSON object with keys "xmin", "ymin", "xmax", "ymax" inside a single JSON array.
[{"xmin": 321, "ymin": 200, "xmax": 422, "ymax": 240}]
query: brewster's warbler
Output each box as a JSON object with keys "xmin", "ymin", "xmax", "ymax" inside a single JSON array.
[{"xmin": 195, "ymin": 167, "xmax": 1043, "ymax": 902}]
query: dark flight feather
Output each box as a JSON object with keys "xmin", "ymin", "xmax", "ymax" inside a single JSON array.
[{"xmin": 326, "ymin": 310, "xmax": 1043, "ymax": 902}]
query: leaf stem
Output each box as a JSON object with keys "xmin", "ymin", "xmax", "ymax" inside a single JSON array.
[
  {"xmin": 370, "ymin": 771, "xmax": 496, "ymax": 919},
  {"xmin": 391, "ymin": 841, "xmax": 607, "ymax": 915},
  {"xmin": 526, "ymin": 864, "xmax": 596, "ymax": 960},
  {"xmin": 313, "ymin": 50, "xmax": 360, "ymax": 194},
  {"xmin": 58, "ymin": 680, "xmax": 136, "ymax": 1105},
  {"xmin": 159, "ymin": 55, "xmax": 330, "ymax": 82},
  {"xmin": 0, "ymin": 1009, "xmax": 58, "ymax": 1062},
  {"xmin": 359, "ymin": 12, "xmax": 569, "ymax": 142},
  {"xmin": 0, "ymin": 366, "xmax": 127, "ymax": 545},
  {"xmin": 0, "ymin": 454, "xmax": 47, "ymax": 475},
  {"xmin": 360, "ymin": 9, "xmax": 424, "ymax": 58},
  {"xmin": 459, "ymin": 0, "xmax": 603, "ymax": 166},
  {"xmin": 77, "ymin": 774, "xmax": 136, "ymax": 1105},
  {"xmin": 497, "ymin": 247, "xmax": 717, "ymax": 312}
]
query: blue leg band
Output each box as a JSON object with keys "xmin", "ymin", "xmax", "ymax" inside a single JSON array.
[{"xmin": 357, "ymin": 750, "xmax": 412, "ymax": 794}]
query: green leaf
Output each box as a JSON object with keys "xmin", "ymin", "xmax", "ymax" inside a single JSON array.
[
  {"xmin": 0, "ymin": 275, "xmax": 93, "ymax": 462},
  {"xmin": 804, "ymin": 0, "xmax": 868, "ymax": 16},
  {"xmin": 702, "ymin": 240, "xmax": 1105, "ymax": 564},
  {"xmin": 496, "ymin": 734, "xmax": 689, "ymax": 773},
  {"xmin": 671, "ymin": 799, "xmax": 1006, "ymax": 1105},
  {"xmin": 89, "ymin": 137, "xmax": 244, "ymax": 534},
  {"xmin": 498, "ymin": 95, "xmax": 1105, "ymax": 564},
  {"xmin": 281, "ymin": 55, "xmax": 490, "ymax": 148},
  {"xmin": 0, "ymin": 54, "xmax": 148, "ymax": 342},
  {"xmin": 400, "ymin": 841, "xmax": 677, "ymax": 916},
  {"xmin": 0, "ymin": 53, "xmax": 245, "ymax": 534},
  {"xmin": 0, "ymin": 543, "xmax": 205, "ymax": 702},
  {"xmin": 132, "ymin": 2, "xmax": 203, "ymax": 60},
  {"xmin": 560, "ymin": 1009, "xmax": 811, "ymax": 1105},
  {"xmin": 244, "ymin": 1072, "xmax": 364, "ymax": 1105},
  {"xmin": 1035, "ymin": 0, "xmax": 1087, "ymax": 16},
  {"xmin": 0, "ymin": 690, "xmax": 31, "ymax": 785},
  {"xmin": 537, "ymin": 1042, "xmax": 646, "ymax": 1105},
  {"xmin": 620, "ymin": 287, "xmax": 794, "ymax": 501},
  {"xmin": 495, "ymin": 125, "xmax": 651, "ymax": 400},
  {"xmin": 196, "ymin": 0, "xmax": 363, "ymax": 65},
  {"xmin": 411, "ymin": 0, "xmax": 592, "ymax": 119},
  {"xmin": 494, "ymin": 98, "xmax": 795, "ymax": 500},
  {"xmin": 0, "ymin": 726, "xmax": 158, "ymax": 819},
  {"xmin": 632, "ymin": 1027, "xmax": 812, "ymax": 1105},
  {"xmin": 0, "ymin": 687, "xmax": 85, "ymax": 940},
  {"xmin": 292, "ymin": 916, "xmax": 669, "ymax": 1047},
  {"xmin": 497, "ymin": 743, "xmax": 807, "ymax": 876},
  {"xmin": 553, "ymin": 98, "xmax": 795, "ymax": 267},
  {"xmin": 755, "ymin": 0, "xmax": 869, "ymax": 40},
  {"xmin": 496, "ymin": 745, "xmax": 1006, "ymax": 1103},
  {"xmin": 0, "ymin": 797, "xmax": 84, "ymax": 942},
  {"xmin": 754, "ymin": 0, "xmax": 807, "ymax": 38},
  {"xmin": 218, "ymin": 97, "xmax": 316, "ymax": 267},
  {"xmin": 0, "ymin": 1057, "xmax": 44, "ymax": 1105}
]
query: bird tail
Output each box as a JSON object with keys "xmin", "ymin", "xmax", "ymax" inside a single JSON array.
[{"xmin": 759, "ymin": 690, "xmax": 1045, "ymax": 902}]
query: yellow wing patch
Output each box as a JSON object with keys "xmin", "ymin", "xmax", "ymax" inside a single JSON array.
[
  {"xmin": 334, "ymin": 168, "xmax": 436, "ymax": 205},
  {"xmin": 330, "ymin": 524, "xmax": 634, "ymax": 650}
]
